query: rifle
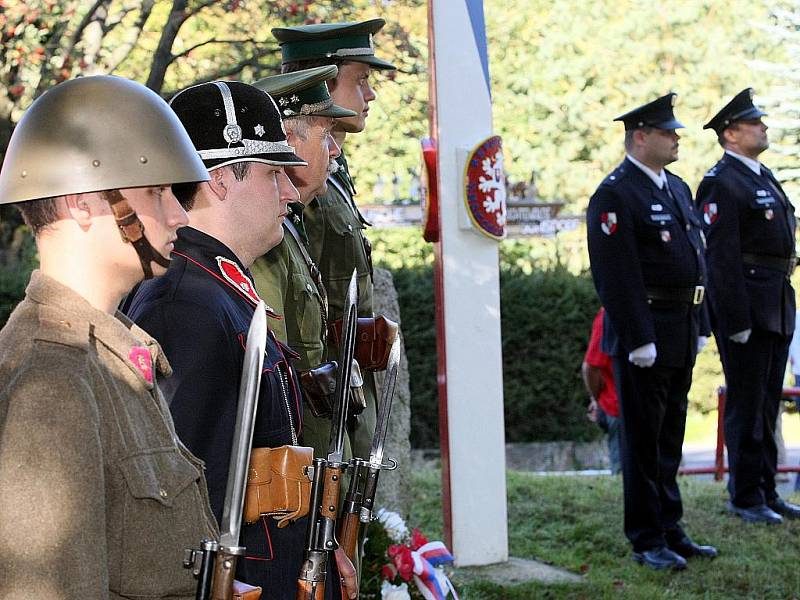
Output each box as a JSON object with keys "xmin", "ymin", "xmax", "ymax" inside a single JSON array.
[
  {"xmin": 184, "ymin": 302, "xmax": 268, "ymax": 600},
  {"xmin": 297, "ymin": 271, "xmax": 359, "ymax": 600},
  {"xmin": 337, "ymin": 338, "xmax": 401, "ymax": 564}
]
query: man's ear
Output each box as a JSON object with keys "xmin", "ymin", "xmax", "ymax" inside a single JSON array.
[
  {"xmin": 206, "ymin": 167, "xmax": 228, "ymax": 201},
  {"xmin": 62, "ymin": 193, "xmax": 96, "ymax": 230}
]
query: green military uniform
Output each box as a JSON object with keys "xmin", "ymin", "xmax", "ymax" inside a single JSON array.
[
  {"xmin": 270, "ymin": 18, "xmax": 397, "ymax": 463},
  {"xmin": 303, "ymin": 156, "xmax": 380, "ymax": 460},
  {"xmin": 0, "ymin": 273, "xmax": 219, "ymax": 599},
  {"xmin": 251, "ymin": 65, "xmax": 358, "ymax": 459},
  {"xmin": 251, "ymin": 203, "xmax": 355, "ymax": 461}
]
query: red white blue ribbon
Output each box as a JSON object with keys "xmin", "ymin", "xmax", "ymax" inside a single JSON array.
[{"xmin": 411, "ymin": 542, "xmax": 459, "ymax": 600}]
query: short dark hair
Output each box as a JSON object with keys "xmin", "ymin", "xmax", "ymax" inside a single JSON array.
[
  {"xmin": 16, "ymin": 197, "xmax": 59, "ymax": 234},
  {"xmin": 281, "ymin": 57, "xmax": 342, "ymax": 75},
  {"xmin": 172, "ymin": 162, "xmax": 252, "ymax": 211}
]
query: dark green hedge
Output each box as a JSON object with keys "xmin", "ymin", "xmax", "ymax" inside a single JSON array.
[{"xmin": 370, "ymin": 228, "xmax": 600, "ymax": 448}]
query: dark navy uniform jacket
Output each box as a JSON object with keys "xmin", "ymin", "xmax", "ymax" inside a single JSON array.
[
  {"xmin": 125, "ymin": 226, "xmax": 307, "ymax": 594},
  {"xmin": 696, "ymin": 154, "xmax": 796, "ymax": 337},
  {"xmin": 587, "ymin": 158, "xmax": 710, "ymax": 368}
]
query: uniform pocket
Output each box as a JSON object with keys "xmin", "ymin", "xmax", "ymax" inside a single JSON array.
[
  {"xmin": 291, "ymin": 272, "xmax": 323, "ymax": 346},
  {"xmin": 117, "ymin": 447, "xmax": 207, "ymax": 597}
]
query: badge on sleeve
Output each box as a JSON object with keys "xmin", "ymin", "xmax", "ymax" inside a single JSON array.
[
  {"xmin": 660, "ymin": 230, "xmax": 671, "ymax": 242},
  {"xmin": 703, "ymin": 202, "xmax": 718, "ymax": 225},
  {"xmin": 217, "ymin": 256, "xmax": 262, "ymax": 305},
  {"xmin": 600, "ymin": 212, "xmax": 617, "ymax": 235}
]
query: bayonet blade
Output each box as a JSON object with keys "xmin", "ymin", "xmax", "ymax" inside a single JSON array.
[
  {"xmin": 328, "ymin": 269, "xmax": 359, "ymax": 464},
  {"xmin": 367, "ymin": 338, "xmax": 401, "ymax": 467},
  {"xmin": 219, "ymin": 301, "xmax": 267, "ymax": 549}
]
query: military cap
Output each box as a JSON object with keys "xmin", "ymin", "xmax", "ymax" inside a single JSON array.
[
  {"xmin": 272, "ymin": 18, "xmax": 397, "ymax": 70},
  {"xmin": 0, "ymin": 76, "xmax": 208, "ymax": 205},
  {"xmin": 703, "ymin": 87, "xmax": 767, "ymax": 134},
  {"xmin": 614, "ymin": 93, "xmax": 685, "ymax": 131},
  {"xmin": 252, "ymin": 65, "xmax": 357, "ymax": 119},
  {"xmin": 169, "ymin": 80, "xmax": 306, "ymax": 171}
]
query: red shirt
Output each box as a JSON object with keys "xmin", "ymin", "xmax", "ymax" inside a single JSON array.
[{"xmin": 584, "ymin": 308, "xmax": 619, "ymax": 417}]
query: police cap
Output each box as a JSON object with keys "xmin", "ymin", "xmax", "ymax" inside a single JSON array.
[
  {"xmin": 252, "ymin": 65, "xmax": 357, "ymax": 119},
  {"xmin": 169, "ymin": 80, "xmax": 307, "ymax": 171},
  {"xmin": 703, "ymin": 87, "xmax": 767, "ymax": 134},
  {"xmin": 614, "ymin": 92, "xmax": 685, "ymax": 131},
  {"xmin": 272, "ymin": 18, "xmax": 397, "ymax": 70}
]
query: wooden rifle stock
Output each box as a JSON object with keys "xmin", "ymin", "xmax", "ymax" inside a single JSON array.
[
  {"xmin": 337, "ymin": 458, "xmax": 367, "ymax": 564},
  {"xmin": 210, "ymin": 548, "xmax": 238, "ymax": 600},
  {"xmin": 296, "ymin": 579, "xmax": 325, "ymax": 600}
]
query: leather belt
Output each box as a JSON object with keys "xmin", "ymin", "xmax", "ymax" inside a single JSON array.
[
  {"xmin": 646, "ymin": 285, "xmax": 705, "ymax": 305},
  {"xmin": 742, "ymin": 253, "xmax": 797, "ymax": 276}
]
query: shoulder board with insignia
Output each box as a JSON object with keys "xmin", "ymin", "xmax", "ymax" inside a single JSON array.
[
  {"xmin": 705, "ymin": 160, "xmax": 728, "ymax": 178},
  {"xmin": 601, "ymin": 168, "xmax": 627, "ymax": 187}
]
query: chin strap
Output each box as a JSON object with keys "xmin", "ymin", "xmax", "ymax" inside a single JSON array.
[{"xmin": 103, "ymin": 189, "xmax": 171, "ymax": 280}]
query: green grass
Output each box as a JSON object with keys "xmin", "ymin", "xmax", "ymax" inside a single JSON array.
[{"xmin": 408, "ymin": 469, "xmax": 800, "ymax": 599}]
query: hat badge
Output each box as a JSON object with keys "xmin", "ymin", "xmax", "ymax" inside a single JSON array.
[
  {"xmin": 254, "ymin": 124, "xmax": 265, "ymax": 137},
  {"xmin": 223, "ymin": 123, "xmax": 243, "ymax": 144}
]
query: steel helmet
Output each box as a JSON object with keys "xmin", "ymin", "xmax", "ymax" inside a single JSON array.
[{"xmin": 0, "ymin": 75, "xmax": 209, "ymax": 205}]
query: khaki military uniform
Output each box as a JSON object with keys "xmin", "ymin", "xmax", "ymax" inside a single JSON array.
[
  {"xmin": 303, "ymin": 154, "xmax": 379, "ymax": 462},
  {"xmin": 0, "ymin": 272, "xmax": 218, "ymax": 600},
  {"xmin": 251, "ymin": 203, "xmax": 354, "ymax": 462}
]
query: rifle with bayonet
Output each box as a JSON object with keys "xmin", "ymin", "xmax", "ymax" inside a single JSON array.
[
  {"xmin": 296, "ymin": 270, "xmax": 359, "ymax": 600},
  {"xmin": 184, "ymin": 302, "xmax": 268, "ymax": 600},
  {"xmin": 336, "ymin": 338, "xmax": 401, "ymax": 565}
]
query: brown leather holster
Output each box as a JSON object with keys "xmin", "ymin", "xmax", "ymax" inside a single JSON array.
[
  {"xmin": 243, "ymin": 445, "xmax": 313, "ymax": 528},
  {"xmin": 329, "ymin": 315, "xmax": 399, "ymax": 371},
  {"xmin": 299, "ymin": 360, "xmax": 366, "ymax": 419},
  {"xmin": 233, "ymin": 580, "xmax": 261, "ymax": 600}
]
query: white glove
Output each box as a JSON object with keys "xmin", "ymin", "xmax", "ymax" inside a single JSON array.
[
  {"xmin": 697, "ymin": 336, "xmax": 709, "ymax": 353},
  {"xmin": 628, "ymin": 343, "xmax": 657, "ymax": 368},
  {"xmin": 730, "ymin": 329, "xmax": 752, "ymax": 344}
]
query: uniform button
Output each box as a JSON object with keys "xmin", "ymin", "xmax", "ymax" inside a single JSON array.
[
  {"xmin": 750, "ymin": 268, "xmax": 756, "ymax": 274},
  {"xmin": 306, "ymin": 283, "xmax": 313, "ymax": 293},
  {"xmin": 159, "ymin": 488, "xmax": 168, "ymax": 499},
  {"xmin": 686, "ymin": 224, "xmax": 691, "ymax": 231},
  {"xmin": 696, "ymin": 249, "xmax": 700, "ymax": 255},
  {"xmin": 610, "ymin": 175, "xmax": 616, "ymax": 180},
  {"xmin": 347, "ymin": 224, "xmax": 353, "ymax": 232},
  {"xmin": 699, "ymin": 276, "xmax": 704, "ymax": 282}
]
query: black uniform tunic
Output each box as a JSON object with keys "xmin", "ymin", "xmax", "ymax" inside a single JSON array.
[
  {"xmin": 587, "ymin": 158, "xmax": 709, "ymax": 552},
  {"xmin": 126, "ymin": 226, "xmax": 314, "ymax": 598},
  {"xmin": 696, "ymin": 153, "xmax": 796, "ymax": 508}
]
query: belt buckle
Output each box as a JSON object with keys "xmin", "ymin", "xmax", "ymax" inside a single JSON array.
[{"xmin": 693, "ymin": 285, "xmax": 705, "ymax": 305}]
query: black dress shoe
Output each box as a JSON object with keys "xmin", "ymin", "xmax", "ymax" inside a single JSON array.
[
  {"xmin": 667, "ymin": 536, "xmax": 718, "ymax": 559},
  {"xmin": 768, "ymin": 498, "xmax": 800, "ymax": 520},
  {"xmin": 632, "ymin": 546, "xmax": 687, "ymax": 571},
  {"xmin": 727, "ymin": 502, "xmax": 783, "ymax": 524}
]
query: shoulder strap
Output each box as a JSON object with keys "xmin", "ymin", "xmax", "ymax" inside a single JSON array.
[{"xmin": 283, "ymin": 220, "xmax": 329, "ymax": 340}]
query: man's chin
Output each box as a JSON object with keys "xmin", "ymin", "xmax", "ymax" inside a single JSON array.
[{"xmin": 337, "ymin": 116, "xmax": 366, "ymax": 134}]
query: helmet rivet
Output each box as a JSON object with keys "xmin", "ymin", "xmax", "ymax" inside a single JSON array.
[
  {"xmin": 20, "ymin": 170, "xmax": 27, "ymax": 178},
  {"xmin": 92, "ymin": 160, "xmax": 101, "ymax": 167},
  {"xmin": 139, "ymin": 156, "xmax": 148, "ymax": 164}
]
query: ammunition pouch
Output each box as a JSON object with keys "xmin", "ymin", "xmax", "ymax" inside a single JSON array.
[
  {"xmin": 299, "ymin": 360, "xmax": 366, "ymax": 419},
  {"xmin": 329, "ymin": 315, "xmax": 399, "ymax": 371},
  {"xmin": 244, "ymin": 445, "xmax": 313, "ymax": 528}
]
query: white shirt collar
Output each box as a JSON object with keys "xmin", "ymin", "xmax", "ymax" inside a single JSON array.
[
  {"xmin": 725, "ymin": 149, "xmax": 762, "ymax": 175},
  {"xmin": 626, "ymin": 154, "xmax": 665, "ymax": 189}
]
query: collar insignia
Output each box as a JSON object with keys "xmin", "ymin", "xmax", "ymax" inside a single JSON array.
[
  {"xmin": 216, "ymin": 256, "xmax": 262, "ymax": 306},
  {"xmin": 129, "ymin": 346, "xmax": 154, "ymax": 385},
  {"xmin": 254, "ymin": 124, "xmax": 265, "ymax": 137}
]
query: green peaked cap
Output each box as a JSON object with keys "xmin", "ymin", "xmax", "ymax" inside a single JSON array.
[
  {"xmin": 272, "ymin": 18, "xmax": 397, "ymax": 70},
  {"xmin": 252, "ymin": 65, "xmax": 356, "ymax": 119}
]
